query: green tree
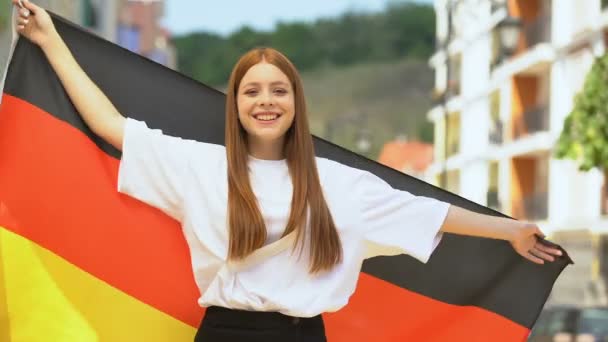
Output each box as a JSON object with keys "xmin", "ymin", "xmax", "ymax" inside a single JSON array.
[
  {"xmin": 173, "ymin": 32, "xmax": 228, "ymax": 85},
  {"xmin": 1, "ymin": 0, "xmax": 10, "ymax": 30},
  {"xmin": 384, "ymin": 3, "xmax": 435, "ymax": 59},
  {"xmin": 173, "ymin": 1, "xmax": 435, "ymax": 86},
  {"xmin": 555, "ymin": 54, "xmax": 608, "ymax": 171},
  {"xmin": 271, "ymin": 22, "xmax": 322, "ymax": 70}
]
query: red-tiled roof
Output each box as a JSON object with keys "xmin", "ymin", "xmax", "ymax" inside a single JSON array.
[{"xmin": 377, "ymin": 140, "xmax": 434, "ymax": 174}]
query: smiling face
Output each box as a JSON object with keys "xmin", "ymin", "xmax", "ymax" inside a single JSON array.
[{"xmin": 236, "ymin": 62, "xmax": 296, "ymax": 156}]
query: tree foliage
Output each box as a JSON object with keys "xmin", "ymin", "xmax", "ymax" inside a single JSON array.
[
  {"xmin": 0, "ymin": 0, "xmax": 10, "ymax": 30},
  {"xmin": 555, "ymin": 54, "xmax": 608, "ymax": 171},
  {"xmin": 173, "ymin": 2, "xmax": 435, "ymax": 86}
]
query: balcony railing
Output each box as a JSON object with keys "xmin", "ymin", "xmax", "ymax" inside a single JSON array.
[
  {"xmin": 489, "ymin": 120, "xmax": 504, "ymax": 145},
  {"xmin": 513, "ymin": 106, "xmax": 549, "ymax": 139},
  {"xmin": 523, "ymin": 14, "xmax": 551, "ymax": 48},
  {"xmin": 602, "ymin": 170, "xmax": 608, "ymax": 216},
  {"xmin": 490, "ymin": 1, "xmax": 504, "ymax": 13},
  {"xmin": 514, "ymin": 192, "xmax": 548, "ymax": 221},
  {"xmin": 435, "ymin": 36, "xmax": 447, "ymax": 51},
  {"xmin": 446, "ymin": 141, "xmax": 460, "ymax": 158},
  {"xmin": 487, "ymin": 190, "xmax": 501, "ymax": 211},
  {"xmin": 446, "ymin": 78, "xmax": 461, "ymax": 98}
]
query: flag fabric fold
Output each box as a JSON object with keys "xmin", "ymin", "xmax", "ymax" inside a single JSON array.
[{"xmin": 0, "ymin": 12, "xmax": 571, "ymax": 341}]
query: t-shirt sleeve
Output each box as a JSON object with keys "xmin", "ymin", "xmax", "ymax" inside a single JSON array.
[
  {"xmin": 117, "ymin": 118, "xmax": 196, "ymax": 221},
  {"xmin": 356, "ymin": 170, "xmax": 451, "ymax": 263}
]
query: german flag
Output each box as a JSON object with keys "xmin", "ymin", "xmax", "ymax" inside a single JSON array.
[{"xmin": 0, "ymin": 12, "xmax": 572, "ymax": 341}]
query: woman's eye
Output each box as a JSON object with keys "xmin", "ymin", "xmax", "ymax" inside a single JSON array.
[
  {"xmin": 245, "ymin": 90, "xmax": 258, "ymax": 95},
  {"xmin": 274, "ymin": 89, "xmax": 287, "ymax": 95}
]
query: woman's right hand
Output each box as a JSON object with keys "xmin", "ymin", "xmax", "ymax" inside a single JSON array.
[{"xmin": 12, "ymin": 0, "xmax": 57, "ymax": 48}]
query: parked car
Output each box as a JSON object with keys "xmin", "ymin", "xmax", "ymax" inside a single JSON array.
[{"xmin": 528, "ymin": 305, "xmax": 608, "ymax": 342}]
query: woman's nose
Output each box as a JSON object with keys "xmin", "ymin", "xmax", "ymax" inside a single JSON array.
[{"xmin": 259, "ymin": 91, "xmax": 274, "ymax": 106}]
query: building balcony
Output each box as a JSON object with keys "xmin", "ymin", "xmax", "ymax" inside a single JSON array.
[
  {"xmin": 489, "ymin": 120, "xmax": 504, "ymax": 145},
  {"xmin": 523, "ymin": 14, "xmax": 551, "ymax": 48},
  {"xmin": 487, "ymin": 189, "xmax": 501, "ymax": 211},
  {"xmin": 446, "ymin": 78, "xmax": 461, "ymax": 98},
  {"xmin": 435, "ymin": 36, "xmax": 447, "ymax": 51},
  {"xmin": 446, "ymin": 141, "xmax": 460, "ymax": 158},
  {"xmin": 512, "ymin": 106, "xmax": 549, "ymax": 139},
  {"xmin": 513, "ymin": 192, "xmax": 548, "ymax": 221}
]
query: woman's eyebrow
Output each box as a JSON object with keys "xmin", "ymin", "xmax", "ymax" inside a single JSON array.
[{"xmin": 242, "ymin": 81, "xmax": 289, "ymax": 87}]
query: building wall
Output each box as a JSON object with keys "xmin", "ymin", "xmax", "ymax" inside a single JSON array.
[
  {"xmin": 1, "ymin": 0, "xmax": 87, "ymax": 96},
  {"xmin": 0, "ymin": 0, "xmax": 176, "ymax": 90},
  {"xmin": 429, "ymin": 0, "xmax": 608, "ymax": 305},
  {"xmin": 117, "ymin": 0, "xmax": 176, "ymax": 69}
]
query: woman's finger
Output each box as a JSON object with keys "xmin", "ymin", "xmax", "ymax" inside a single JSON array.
[
  {"xmin": 525, "ymin": 252, "xmax": 545, "ymax": 264},
  {"xmin": 17, "ymin": 17, "xmax": 29, "ymax": 26},
  {"xmin": 534, "ymin": 242, "xmax": 562, "ymax": 256},
  {"xmin": 21, "ymin": 0, "xmax": 38, "ymax": 14},
  {"xmin": 20, "ymin": 7, "xmax": 30, "ymax": 17},
  {"xmin": 530, "ymin": 248, "xmax": 554, "ymax": 262}
]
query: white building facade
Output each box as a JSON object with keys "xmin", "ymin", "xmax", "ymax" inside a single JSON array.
[{"xmin": 428, "ymin": 0, "xmax": 608, "ymax": 305}]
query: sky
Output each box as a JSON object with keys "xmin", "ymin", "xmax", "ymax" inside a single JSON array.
[{"xmin": 163, "ymin": 0, "xmax": 434, "ymax": 36}]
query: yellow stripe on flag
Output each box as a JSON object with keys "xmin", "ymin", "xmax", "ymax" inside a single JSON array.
[
  {"xmin": 0, "ymin": 226, "xmax": 196, "ymax": 342},
  {"xmin": 0, "ymin": 228, "xmax": 11, "ymax": 342}
]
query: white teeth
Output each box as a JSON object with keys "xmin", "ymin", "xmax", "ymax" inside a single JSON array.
[{"xmin": 256, "ymin": 114, "xmax": 278, "ymax": 121}]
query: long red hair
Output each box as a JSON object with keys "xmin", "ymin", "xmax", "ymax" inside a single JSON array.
[{"xmin": 225, "ymin": 48, "xmax": 342, "ymax": 273}]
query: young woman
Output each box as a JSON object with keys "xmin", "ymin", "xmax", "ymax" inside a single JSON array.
[{"xmin": 12, "ymin": 1, "xmax": 563, "ymax": 341}]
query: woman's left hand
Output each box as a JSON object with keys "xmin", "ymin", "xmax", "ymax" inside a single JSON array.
[{"xmin": 509, "ymin": 222, "xmax": 562, "ymax": 264}]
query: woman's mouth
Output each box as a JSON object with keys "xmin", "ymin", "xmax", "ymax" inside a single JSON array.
[{"xmin": 253, "ymin": 112, "xmax": 281, "ymax": 123}]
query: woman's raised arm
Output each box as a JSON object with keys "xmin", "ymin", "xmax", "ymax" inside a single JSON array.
[{"xmin": 13, "ymin": 0, "xmax": 125, "ymax": 150}]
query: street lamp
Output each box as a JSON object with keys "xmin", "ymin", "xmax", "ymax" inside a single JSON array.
[{"xmin": 497, "ymin": 15, "xmax": 522, "ymax": 57}]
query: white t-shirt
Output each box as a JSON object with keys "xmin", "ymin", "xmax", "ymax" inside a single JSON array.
[{"xmin": 117, "ymin": 118, "xmax": 451, "ymax": 318}]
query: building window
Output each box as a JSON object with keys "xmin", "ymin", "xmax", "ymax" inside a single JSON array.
[
  {"xmin": 513, "ymin": 0, "xmax": 551, "ymax": 50},
  {"xmin": 511, "ymin": 75, "xmax": 550, "ymax": 139},
  {"xmin": 117, "ymin": 25, "xmax": 140, "ymax": 53},
  {"xmin": 523, "ymin": 13, "xmax": 551, "ymax": 48},
  {"xmin": 511, "ymin": 154, "xmax": 549, "ymax": 221}
]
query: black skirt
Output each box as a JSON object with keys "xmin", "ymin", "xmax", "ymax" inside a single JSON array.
[{"xmin": 195, "ymin": 306, "xmax": 327, "ymax": 342}]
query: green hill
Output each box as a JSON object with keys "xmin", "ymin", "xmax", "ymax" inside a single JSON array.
[
  {"xmin": 172, "ymin": 1, "xmax": 436, "ymax": 159},
  {"xmin": 303, "ymin": 58, "xmax": 433, "ymax": 159}
]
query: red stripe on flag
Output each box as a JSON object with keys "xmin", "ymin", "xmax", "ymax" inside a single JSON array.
[
  {"xmin": 323, "ymin": 273, "xmax": 530, "ymax": 341},
  {"xmin": 0, "ymin": 94, "xmax": 204, "ymax": 327}
]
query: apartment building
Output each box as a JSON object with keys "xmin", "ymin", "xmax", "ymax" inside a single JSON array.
[
  {"xmin": 1, "ymin": 0, "xmax": 175, "ymax": 80},
  {"xmin": 117, "ymin": 0, "xmax": 176, "ymax": 68},
  {"xmin": 428, "ymin": 0, "xmax": 608, "ymax": 305},
  {"xmin": 1, "ymin": 0, "xmax": 118, "ymax": 82}
]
